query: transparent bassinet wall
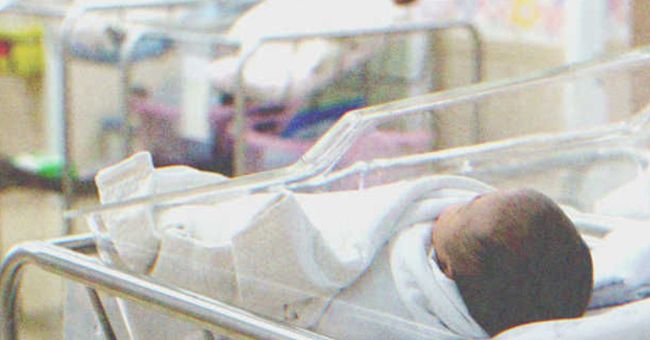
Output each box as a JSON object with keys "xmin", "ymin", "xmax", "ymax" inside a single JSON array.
[
  {"xmin": 71, "ymin": 47, "xmax": 650, "ymax": 339},
  {"xmin": 294, "ymin": 48, "xmax": 650, "ymax": 213}
]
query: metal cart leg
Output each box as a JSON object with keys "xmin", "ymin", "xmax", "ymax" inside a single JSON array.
[{"xmin": 0, "ymin": 234, "xmax": 331, "ymax": 340}]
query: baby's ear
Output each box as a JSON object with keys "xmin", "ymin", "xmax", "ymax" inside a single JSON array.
[
  {"xmin": 439, "ymin": 259, "xmax": 455, "ymax": 279},
  {"xmin": 445, "ymin": 264, "xmax": 455, "ymax": 279},
  {"xmin": 393, "ymin": 0, "xmax": 417, "ymax": 5}
]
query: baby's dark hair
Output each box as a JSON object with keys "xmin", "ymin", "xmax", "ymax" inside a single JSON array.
[{"xmin": 445, "ymin": 189, "xmax": 593, "ymax": 336}]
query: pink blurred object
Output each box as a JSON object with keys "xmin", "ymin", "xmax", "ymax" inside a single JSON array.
[
  {"xmin": 130, "ymin": 98, "xmax": 433, "ymax": 174},
  {"xmin": 238, "ymin": 127, "xmax": 433, "ymax": 174}
]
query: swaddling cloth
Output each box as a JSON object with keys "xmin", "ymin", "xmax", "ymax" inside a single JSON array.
[
  {"xmin": 391, "ymin": 223, "xmax": 488, "ymax": 338},
  {"xmin": 228, "ymin": 175, "xmax": 494, "ymax": 328}
]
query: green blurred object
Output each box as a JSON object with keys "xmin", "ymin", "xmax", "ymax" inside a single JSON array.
[{"xmin": 10, "ymin": 153, "xmax": 77, "ymax": 180}]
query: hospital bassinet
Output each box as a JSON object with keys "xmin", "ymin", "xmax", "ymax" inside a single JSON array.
[
  {"xmin": 126, "ymin": 21, "xmax": 481, "ymax": 176},
  {"xmin": 5, "ymin": 46, "xmax": 650, "ymax": 339}
]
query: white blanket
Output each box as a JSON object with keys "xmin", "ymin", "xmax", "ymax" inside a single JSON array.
[
  {"xmin": 494, "ymin": 297, "xmax": 650, "ymax": 339},
  {"xmin": 92, "ymin": 152, "xmax": 494, "ymax": 339},
  {"xmin": 588, "ymin": 218, "xmax": 650, "ymax": 308},
  {"xmin": 209, "ymin": 0, "xmax": 419, "ymax": 103},
  {"xmin": 594, "ymin": 169, "xmax": 650, "ymax": 219}
]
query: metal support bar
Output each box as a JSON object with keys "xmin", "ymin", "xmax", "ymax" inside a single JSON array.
[
  {"xmin": 85, "ymin": 286, "xmax": 117, "ymax": 340},
  {"xmin": 0, "ymin": 235, "xmax": 331, "ymax": 340}
]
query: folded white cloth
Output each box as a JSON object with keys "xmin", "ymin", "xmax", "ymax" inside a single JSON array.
[{"xmin": 93, "ymin": 152, "xmax": 229, "ymax": 273}]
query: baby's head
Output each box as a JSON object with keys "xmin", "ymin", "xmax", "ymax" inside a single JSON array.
[{"xmin": 432, "ymin": 189, "xmax": 593, "ymax": 336}]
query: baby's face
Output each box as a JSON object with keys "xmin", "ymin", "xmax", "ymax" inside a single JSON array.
[{"xmin": 431, "ymin": 191, "xmax": 516, "ymax": 278}]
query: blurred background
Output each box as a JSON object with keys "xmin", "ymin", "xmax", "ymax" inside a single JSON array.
[{"xmin": 0, "ymin": 0, "xmax": 649, "ymax": 338}]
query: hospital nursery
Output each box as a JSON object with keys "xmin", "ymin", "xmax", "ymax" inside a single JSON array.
[{"xmin": 2, "ymin": 0, "xmax": 650, "ymax": 339}]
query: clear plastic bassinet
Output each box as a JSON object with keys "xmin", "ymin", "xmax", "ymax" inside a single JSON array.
[
  {"xmin": 5, "ymin": 46, "xmax": 650, "ymax": 340},
  {"xmin": 80, "ymin": 45, "xmax": 650, "ymax": 215}
]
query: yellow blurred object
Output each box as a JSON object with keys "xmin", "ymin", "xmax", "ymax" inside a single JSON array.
[
  {"xmin": 511, "ymin": 0, "xmax": 542, "ymax": 30},
  {"xmin": 0, "ymin": 26, "xmax": 44, "ymax": 78}
]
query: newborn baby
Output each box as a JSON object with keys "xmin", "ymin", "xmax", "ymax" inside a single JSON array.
[
  {"xmin": 90, "ymin": 155, "xmax": 595, "ymax": 339},
  {"xmin": 431, "ymin": 189, "xmax": 593, "ymax": 336}
]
